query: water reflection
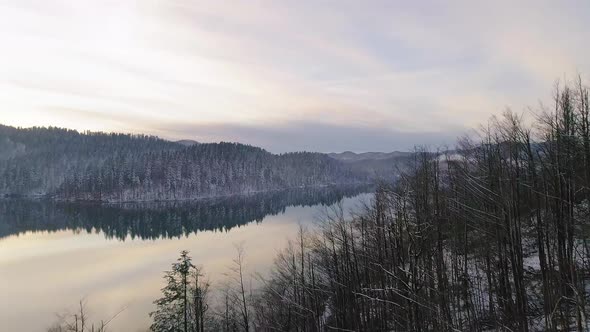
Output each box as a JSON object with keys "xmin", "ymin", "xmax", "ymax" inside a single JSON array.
[
  {"xmin": 0, "ymin": 186, "xmax": 373, "ymax": 332},
  {"xmin": 0, "ymin": 185, "xmax": 372, "ymax": 241}
]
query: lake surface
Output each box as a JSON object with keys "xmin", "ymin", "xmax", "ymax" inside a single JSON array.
[{"xmin": 0, "ymin": 186, "xmax": 373, "ymax": 332}]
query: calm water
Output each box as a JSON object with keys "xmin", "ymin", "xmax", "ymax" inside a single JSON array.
[{"xmin": 0, "ymin": 186, "xmax": 372, "ymax": 332}]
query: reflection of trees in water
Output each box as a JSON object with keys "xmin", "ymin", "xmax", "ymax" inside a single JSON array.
[{"xmin": 0, "ymin": 185, "xmax": 372, "ymax": 240}]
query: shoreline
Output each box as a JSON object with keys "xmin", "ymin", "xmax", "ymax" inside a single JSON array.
[{"xmin": 0, "ymin": 182, "xmax": 375, "ymax": 204}]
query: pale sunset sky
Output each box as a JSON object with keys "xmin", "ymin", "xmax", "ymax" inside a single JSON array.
[{"xmin": 0, "ymin": 0, "xmax": 588, "ymax": 152}]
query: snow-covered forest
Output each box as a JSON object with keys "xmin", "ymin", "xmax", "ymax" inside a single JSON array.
[{"xmin": 0, "ymin": 125, "xmax": 366, "ymax": 201}]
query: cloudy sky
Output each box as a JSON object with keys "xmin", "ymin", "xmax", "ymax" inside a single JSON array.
[{"xmin": 0, "ymin": 1, "xmax": 588, "ymax": 152}]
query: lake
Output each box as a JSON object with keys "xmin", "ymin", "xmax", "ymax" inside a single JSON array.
[{"xmin": 0, "ymin": 186, "xmax": 373, "ymax": 332}]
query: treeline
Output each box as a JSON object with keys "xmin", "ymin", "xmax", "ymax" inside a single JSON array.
[
  {"xmin": 0, "ymin": 126, "xmax": 365, "ymax": 201},
  {"xmin": 0, "ymin": 125, "xmax": 181, "ymax": 196},
  {"xmin": 145, "ymin": 79, "xmax": 590, "ymax": 331}
]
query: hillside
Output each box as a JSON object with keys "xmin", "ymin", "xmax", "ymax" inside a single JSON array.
[
  {"xmin": 328, "ymin": 150, "xmax": 415, "ymax": 179},
  {"xmin": 0, "ymin": 125, "xmax": 366, "ymax": 201}
]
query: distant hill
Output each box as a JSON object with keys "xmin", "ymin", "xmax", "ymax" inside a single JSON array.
[
  {"xmin": 327, "ymin": 151, "xmax": 415, "ymax": 180},
  {"xmin": 328, "ymin": 151, "xmax": 413, "ymax": 162},
  {"xmin": 0, "ymin": 124, "xmax": 368, "ymax": 201},
  {"xmin": 176, "ymin": 139, "xmax": 199, "ymax": 147}
]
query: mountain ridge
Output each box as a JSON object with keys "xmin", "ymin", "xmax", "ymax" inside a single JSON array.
[{"xmin": 327, "ymin": 151, "xmax": 413, "ymax": 162}]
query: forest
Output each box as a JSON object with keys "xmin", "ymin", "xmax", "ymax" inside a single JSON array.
[
  {"xmin": 0, "ymin": 126, "xmax": 367, "ymax": 201},
  {"xmin": 46, "ymin": 78, "xmax": 590, "ymax": 332}
]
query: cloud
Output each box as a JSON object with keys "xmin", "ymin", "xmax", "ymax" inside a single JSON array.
[
  {"xmin": 153, "ymin": 120, "xmax": 464, "ymax": 153},
  {"xmin": 0, "ymin": 0, "xmax": 588, "ymax": 151}
]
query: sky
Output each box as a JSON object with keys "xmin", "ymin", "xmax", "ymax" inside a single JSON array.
[{"xmin": 0, "ymin": 0, "xmax": 588, "ymax": 153}]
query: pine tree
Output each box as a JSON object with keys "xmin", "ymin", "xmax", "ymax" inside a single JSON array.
[{"xmin": 150, "ymin": 251, "xmax": 195, "ymax": 332}]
